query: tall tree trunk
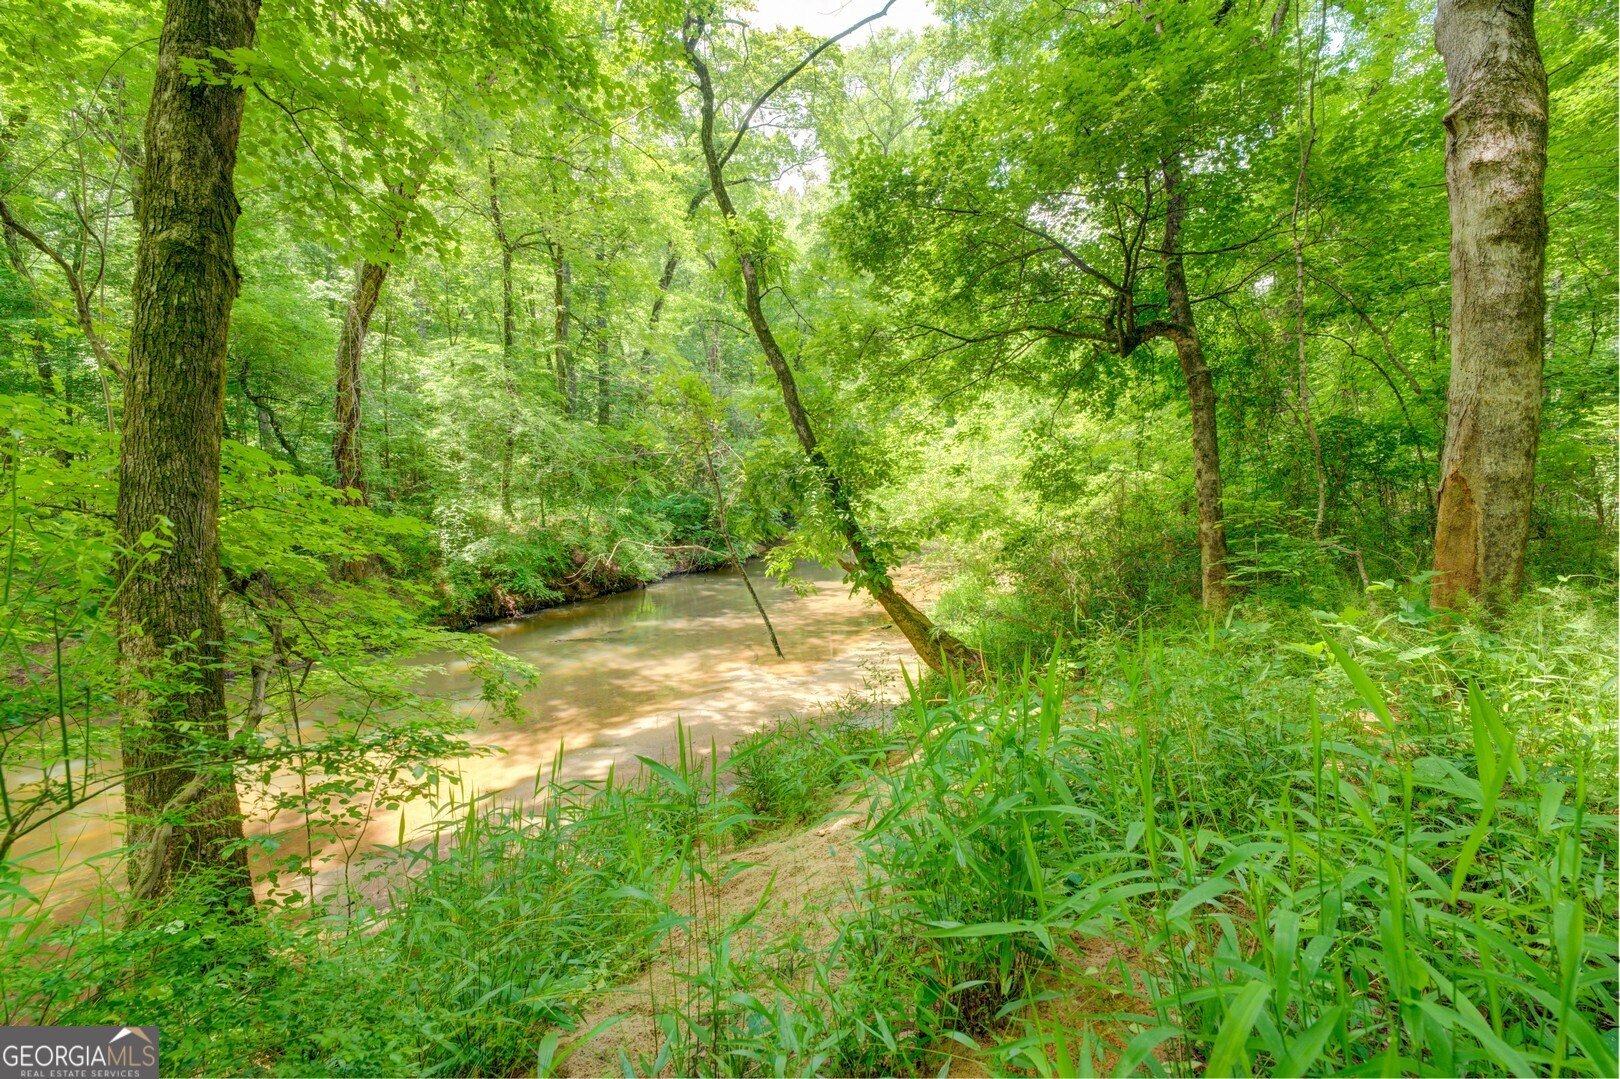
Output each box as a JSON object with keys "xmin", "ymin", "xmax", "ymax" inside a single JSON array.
[
  {"xmin": 117, "ymin": 0, "xmax": 260, "ymax": 908},
  {"xmin": 1290, "ymin": 0, "xmax": 1329, "ymax": 538},
  {"xmin": 379, "ymin": 308, "xmax": 392, "ymax": 481},
  {"xmin": 256, "ymin": 404, "xmax": 275, "ymax": 450},
  {"xmin": 1161, "ymin": 157, "xmax": 1230, "ymax": 614},
  {"xmin": 595, "ymin": 317, "xmax": 611, "ymax": 426},
  {"xmin": 334, "ymin": 181, "xmax": 412, "ymax": 505},
  {"xmin": 1431, "ymin": 0, "xmax": 1548, "ymax": 608},
  {"xmin": 489, "ymin": 161, "xmax": 518, "ymax": 516},
  {"xmin": 595, "ymin": 270, "xmax": 611, "ymax": 426},
  {"xmin": 333, "ymin": 259, "xmax": 389, "ymax": 502},
  {"xmin": 551, "ymin": 247, "xmax": 574, "ymax": 413},
  {"xmin": 2, "ymin": 224, "xmax": 56, "ymax": 396},
  {"xmin": 686, "ymin": 29, "xmax": 980, "ymax": 677},
  {"xmin": 634, "ymin": 189, "xmax": 708, "ymax": 370},
  {"xmin": 499, "ymin": 239, "xmax": 516, "ymax": 515}
]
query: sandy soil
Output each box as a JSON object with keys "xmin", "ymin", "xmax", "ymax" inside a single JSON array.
[
  {"xmin": 557, "ymin": 797, "xmax": 873, "ymax": 1077},
  {"xmin": 552, "ymin": 783, "xmax": 1152, "ymax": 1079}
]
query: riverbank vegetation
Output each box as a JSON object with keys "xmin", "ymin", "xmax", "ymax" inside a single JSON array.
[
  {"xmin": 1, "ymin": 0, "xmax": 1614, "ymax": 1074},
  {"xmin": 6, "ymin": 595, "xmax": 1614, "ymax": 1075}
]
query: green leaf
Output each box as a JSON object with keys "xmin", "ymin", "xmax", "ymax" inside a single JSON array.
[
  {"xmin": 1413, "ymin": 999, "xmax": 1533, "ymax": 1078},
  {"xmin": 1468, "ymin": 680, "xmax": 1524, "ymax": 783},
  {"xmin": 923, "ymin": 919, "xmax": 1054, "ymax": 952},
  {"xmin": 1168, "ymin": 876, "xmax": 1235, "ymax": 920},
  {"xmin": 1204, "ymin": 980, "xmax": 1269, "ymax": 1078},
  {"xmin": 635, "ymin": 756, "xmax": 692, "ymax": 797},
  {"xmin": 1110, "ymin": 1025, "xmax": 1180, "ymax": 1078},
  {"xmin": 1274, "ymin": 1006, "xmax": 1343, "ymax": 1078},
  {"xmin": 1320, "ymin": 634, "xmax": 1393, "ymax": 732},
  {"xmin": 1538, "ymin": 781, "xmax": 1566, "ymax": 835}
]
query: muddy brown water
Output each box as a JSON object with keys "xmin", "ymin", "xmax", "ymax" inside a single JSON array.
[{"xmin": 7, "ymin": 560, "xmax": 917, "ymax": 909}]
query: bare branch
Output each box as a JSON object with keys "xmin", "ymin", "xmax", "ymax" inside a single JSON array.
[{"xmin": 716, "ymin": 0, "xmax": 898, "ymax": 173}]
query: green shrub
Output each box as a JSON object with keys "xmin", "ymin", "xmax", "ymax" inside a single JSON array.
[
  {"xmin": 650, "ymin": 597, "xmax": 1618, "ymax": 1077},
  {"xmin": 729, "ymin": 711, "xmax": 890, "ymax": 829},
  {"xmin": 9, "ymin": 741, "xmax": 750, "ymax": 1077}
]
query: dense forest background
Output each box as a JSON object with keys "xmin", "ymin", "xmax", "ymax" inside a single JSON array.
[
  {"xmin": 0, "ymin": 0, "xmax": 1615, "ymax": 1074},
  {"xmin": 3, "ymin": 0, "xmax": 1610, "ymax": 635}
]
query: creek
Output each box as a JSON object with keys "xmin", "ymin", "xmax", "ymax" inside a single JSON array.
[{"xmin": 12, "ymin": 560, "xmax": 914, "ymax": 907}]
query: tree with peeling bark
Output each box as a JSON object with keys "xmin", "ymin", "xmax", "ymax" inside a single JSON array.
[{"xmin": 1430, "ymin": 0, "xmax": 1550, "ymax": 609}]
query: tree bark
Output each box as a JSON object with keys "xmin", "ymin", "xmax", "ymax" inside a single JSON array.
[
  {"xmin": 333, "ymin": 259, "xmax": 389, "ymax": 502},
  {"xmin": 2, "ymin": 223, "xmax": 57, "ymax": 397},
  {"xmin": 685, "ymin": 25, "xmax": 980, "ymax": 677},
  {"xmin": 596, "ymin": 318, "xmax": 611, "ymax": 425},
  {"xmin": 551, "ymin": 247, "xmax": 574, "ymax": 413},
  {"xmin": 489, "ymin": 161, "xmax": 518, "ymax": 516},
  {"xmin": 595, "ymin": 267, "xmax": 611, "ymax": 426},
  {"xmin": 634, "ymin": 189, "xmax": 709, "ymax": 370},
  {"xmin": 334, "ymin": 180, "xmax": 413, "ymax": 505},
  {"xmin": 1431, "ymin": 0, "xmax": 1548, "ymax": 608},
  {"xmin": 1289, "ymin": 1, "xmax": 1329, "ymax": 538},
  {"xmin": 1160, "ymin": 157, "xmax": 1230, "ymax": 614},
  {"xmin": 117, "ymin": 0, "xmax": 260, "ymax": 908}
]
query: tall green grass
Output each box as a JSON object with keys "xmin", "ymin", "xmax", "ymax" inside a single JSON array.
[
  {"xmin": 640, "ymin": 594, "xmax": 1618, "ymax": 1077},
  {"xmin": 2, "ymin": 731, "xmax": 739, "ymax": 1076},
  {"xmin": 5, "ymin": 590, "xmax": 1613, "ymax": 1078},
  {"xmin": 728, "ymin": 710, "xmax": 889, "ymax": 831}
]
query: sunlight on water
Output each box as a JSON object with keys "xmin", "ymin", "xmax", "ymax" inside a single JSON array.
[{"xmin": 9, "ymin": 561, "xmax": 918, "ymax": 908}]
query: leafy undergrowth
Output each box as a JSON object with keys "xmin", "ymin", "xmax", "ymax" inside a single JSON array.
[
  {"xmin": 3, "ymin": 729, "xmax": 731, "ymax": 1075},
  {"xmin": 3, "ymin": 589, "xmax": 1614, "ymax": 1078},
  {"xmin": 433, "ymin": 491, "xmax": 732, "ymax": 625},
  {"xmin": 562, "ymin": 587, "xmax": 1618, "ymax": 1078},
  {"xmin": 728, "ymin": 707, "xmax": 891, "ymax": 830}
]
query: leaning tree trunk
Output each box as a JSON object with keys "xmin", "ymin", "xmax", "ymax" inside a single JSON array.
[
  {"xmin": 118, "ymin": 0, "xmax": 260, "ymax": 908},
  {"xmin": 1161, "ymin": 157, "xmax": 1231, "ymax": 614},
  {"xmin": 703, "ymin": 442, "xmax": 782, "ymax": 658},
  {"xmin": 686, "ymin": 31, "xmax": 981, "ymax": 677},
  {"xmin": 1431, "ymin": 0, "xmax": 1548, "ymax": 608}
]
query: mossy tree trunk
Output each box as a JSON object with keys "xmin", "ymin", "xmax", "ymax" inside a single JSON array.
[
  {"xmin": 333, "ymin": 259, "xmax": 390, "ymax": 502},
  {"xmin": 1159, "ymin": 158, "xmax": 1230, "ymax": 616},
  {"xmin": 118, "ymin": 0, "xmax": 261, "ymax": 907}
]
